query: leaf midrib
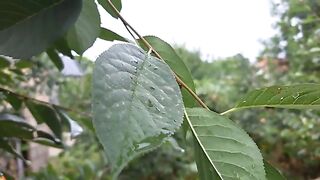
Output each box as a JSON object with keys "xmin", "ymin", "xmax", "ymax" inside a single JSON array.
[{"xmin": 184, "ymin": 109, "xmax": 224, "ymax": 179}]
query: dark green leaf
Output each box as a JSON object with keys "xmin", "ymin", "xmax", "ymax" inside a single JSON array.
[
  {"xmin": 99, "ymin": 28, "xmax": 128, "ymax": 42},
  {"xmin": 53, "ymin": 38, "xmax": 74, "ymax": 58},
  {"xmin": 264, "ymin": 161, "xmax": 286, "ymax": 180},
  {"xmin": 55, "ymin": 108, "xmax": 83, "ymax": 138},
  {"xmin": 0, "ymin": 138, "xmax": 26, "ymax": 161},
  {"xmin": 67, "ymin": 0, "xmax": 101, "ymax": 54},
  {"xmin": 232, "ymin": 84, "xmax": 320, "ymax": 112},
  {"xmin": 0, "ymin": 114, "xmax": 35, "ymax": 139},
  {"xmin": 47, "ymin": 49, "xmax": 64, "ymax": 71},
  {"xmin": 0, "ymin": 56, "xmax": 10, "ymax": 69},
  {"xmin": 2, "ymin": 91, "xmax": 23, "ymax": 110},
  {"xmin": 139, "ymin": 36, "xmax": 197, "ymax": 107},
  {"xmin": 0, "ymin": 0, "xmax": 82, "ymax": 58},
  {"xmin": 93, "ymin": 44, "xmax": 184, "ymax": 177},
  {"xmin": 26, "ymin": 101, "xmax": 62, "ymax": 139},
  {"xmin": 186, "ymin": 108, "xmax": 266, "ymax": 180},
  {"xmin": 98, "ymin": 0, "xmax": 122, "ymax": 19},
  {"xmin": 33, "ymin": 130, "xmax": 64, "ymax": 148}
]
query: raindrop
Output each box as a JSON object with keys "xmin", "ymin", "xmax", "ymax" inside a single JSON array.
[
  {"xmin": 242, "ymin": 100, "xmax": 247, "ymax": 103},
  {"xmin": 153, "ymin": 67, "xmax": 158, "ymax": 70},
  {"xmin": 278, "ymin": 87, "xmax": 281, "ymax": 90},
  {"xmin": 150, "ymin": 86, "xmax": 155, "ymax": 90},
  {"xmin": 147, "ymin": 99, "xmax": 153, "ymax": 107},
  {"xmin": 134, "ymin": 60, "xmax": 138, "ymax": 64},
  {"xmin": 280, "ymin": 97, "xmax": 284, "ymax": 100}
]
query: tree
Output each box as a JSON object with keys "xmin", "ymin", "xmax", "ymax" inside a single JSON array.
[{"xmin": 3, "ymin": 0, "xmax": 320, "ymax": 179}]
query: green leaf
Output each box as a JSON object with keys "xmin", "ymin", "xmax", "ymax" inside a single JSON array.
[
  {"xmin": 99, "ymin": 27, "xmax": 128, "ymax": 42},
  {"xmin": 0, "ymin": 138, "xmax": 27, "ymax": 161},
  {"xmin": 0, "ymin": 114, "xmax": 35, "ymax": 139},
  {"xmin": 186, "ymin": 108, "xmax": 266, "ymax": 180},
  {"xmin": 139, "ymin": 36, "xmax": 197, "ymax": 107},
  {"xmin": 0, "ymin": 56, "xmax": 10, "ymax": 69},
  {"xmin": 26, "ymin": 101, "xmax": 62, "ymax": 139},
  {"xmin": 15, "ymin": 60, "xmax": 33, "ymax": 69},
  {"xmin": 47, "ymin": 49, "xmax": 64, "ymax": 71},
  {"xmin": 53, "ymin": 38, "xmax": 74, "ymax": 58},
  {"xmin": 0, "ymin": 0, "xmax": 82, "ymax": 58},
  {"xmin": 98, "ymin": 0, "xmax": 122, "ymax": 19},
  {"xmin": 231, "ymin": 84, "xmax": 320, "ymax": 113},
  {"xmin": 92, "ymin": 44, "xmax": 184, "ymax": 178},
  {"xmin": 55, "ymin": 108, "xmax": 83, "ymax": 138},
  {"xmin": 1, "ymin": 91, "xmax": 23, "ymax": 110},
  {"xmin": 264, "ymin": 161, "xmax": 286, "ymax": 180},
  {"xmin": 67, "ymin": 0, "xmax": 101, "ymax": 54},
  {"xmin": 33, "ymin": 130, "xmax": 64, "ymax": 148}
]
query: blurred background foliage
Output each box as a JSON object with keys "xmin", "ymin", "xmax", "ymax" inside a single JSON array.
[{"xmin": 3, "ymin": 0, "xmax": 320, "ymax": 179}]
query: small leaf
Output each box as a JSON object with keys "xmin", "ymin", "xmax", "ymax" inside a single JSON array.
[
  {"xmin": 33, "ymin": 130, "xmax": 64, "ymax": 149},
  {"xmin": 93, "ymin": 44, "xmax": 184, "ymax": 178},
  {"xmin": 35, "ymin": 130, "xmax": 63, "ymax": 147},
  {"xmin": 26, "ymin": 101, "xmax": 62, "ymax": 139},
  {"xmin": 264, "ymin": 161, "xmax": 286, "ymax": 180},
  {"xmin": 233, "ymin": 84, "xmax": 320, "ymax": 112},
  {"xmin": 47, "ymin": 49, "xmax": 64, "ymax": 71},
  {"xmin": 67, "ymin": 0, "xmax": 101, "ymax": 54},
  {"xmin": 99, "ymin": 28, "xmax": 128, "ymax": 42},
  {"xmin": 139, "ymin": 36, "xmax": 197, "ymax": 107},
  {"xmin": 0, "ymin": 0, "xmax": 82, "ymax": 58},
  {"xmin": 186, "ymin": 108, "xmax": 266, "ymax": 180},
  {"xmin": 98, "ymin": 0, "xmax": 122, "ymax": 19},
  {"xmin": 54, "ymin": 38, "xmax": 74, "ymax": 58},
  {"xmin": 0, "ymin": 138, "xmax": 27, "ymax": 161},
  {"xmin": 0, "ymin": 114, "xmax": 35, "ymax": 139},
  {"xmin": 55, "ymin": 108, "xmax": 83, "ymax": 138},
  {"xmin": 0, "ymin": 56, "xmax": 10, "ymax": 69},
  {"xmin": 15, "ymin": 60, "xmax": 33, "ymax": 69},
  {"xmin": 1, "ymin": 90, "xmax": 23, "ymax": 110}
]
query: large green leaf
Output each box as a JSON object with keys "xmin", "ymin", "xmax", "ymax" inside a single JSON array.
[
  {"xmin": 264, "ymin": 161, "xmax": 286, "ymax": 180},
  {"xmin": 230, "ymin": 84, "xmax": 320, "ymax": 113},
  {"xmin": 26, "ymin": 101, "xmax": 62, "ymax": 139},
  {"xmin": 139, "ymin": 36, "xmax": 197, "ymax": 107},
  {"xmin": 99, "ymin": 27, "xmax": 128, "ymax": 42},
  {"xmin": 0, "ymin": 114, "xmax": 35, "ymax": 139},
  {"xmin": 92, "ymin": 44, "xmax": 184, "ymax": 178},
  {"xmin": 0, "ymin": 0, "xmax": 82, "ymax": 58},
  {"xmin": 186, "ymin": 108, "xmax": 266, "ymax": 180},
  {"xmin": 98, "ymin": 0, "xmax": 122, "ymax": 19},
  {"xmin": 67, "ymin": 0, "xmax": 101, "ymax": 54}
]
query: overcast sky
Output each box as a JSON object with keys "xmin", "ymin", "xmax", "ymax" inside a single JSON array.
[{"xmin": 84, "ymin": 0, "xmax": 277, "ymax": 61}]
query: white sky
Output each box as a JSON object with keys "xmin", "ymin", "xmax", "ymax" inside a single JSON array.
[{"xmin": 84, "ymin": 0, "xmax": 277, "ymax": 61}]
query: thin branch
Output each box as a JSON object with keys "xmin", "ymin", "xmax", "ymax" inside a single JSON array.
[
  {"xmin": 107, "ymin": 0, "xmax": 209, "ymax": 110},
  {"xmin": 0, "ymin": 86, "xmax": 91, "ymax": 118}
]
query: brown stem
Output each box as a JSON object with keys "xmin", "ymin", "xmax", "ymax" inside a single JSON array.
[
  {"xmin": 107, "ymin": 0, "xmax": 209, "ymax": 110},
  {"xmin": 0, "ymin": 86, "xmax": 91, "ymax": 118}
]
